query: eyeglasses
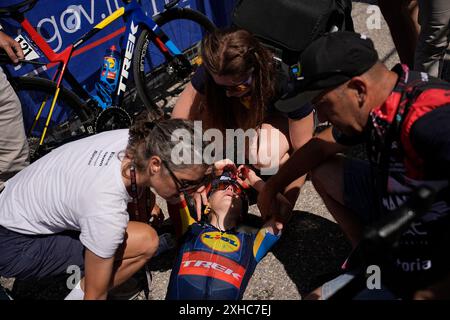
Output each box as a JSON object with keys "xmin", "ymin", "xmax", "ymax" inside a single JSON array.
[
  {"xmin": 220, "ymin": 73, "xmax": 253, "ymax": 94},
  {"xmin": 162, "ymin": 160, "xmax": 213, "ymax": 194},
  {"xmin": 209, "ymin": 180, "xmax": 244, "ymax": 197}
]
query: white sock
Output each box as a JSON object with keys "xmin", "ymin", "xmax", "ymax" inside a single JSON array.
[{"xmin": 64, "ymin": 281, "xmax": 84, "ymax": 300}]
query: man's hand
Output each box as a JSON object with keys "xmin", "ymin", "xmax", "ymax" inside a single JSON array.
[
  {"xmin": 150, "ymin": 204, "xmax": 165, "ymax": 228},
  {"xmin": 257, "ymin": 182, "xmax": 293, "ymax": 222},
  {"xmin": 273, "ymin": 192, "xmax": 293, "ymax": 223},
  {"xmin": 264, "ymin": 218, "xmax": 284, "ymax": 236},
  {"xmin": 257, "ymin": 179, "xmax": 279, "ymax": 220},
  {"xmin": 0, "ymin": 31, "xmax": 23, "ymax": 64}
]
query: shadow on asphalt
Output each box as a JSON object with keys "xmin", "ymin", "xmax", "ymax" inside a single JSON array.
[{"xmin": 272, "ymin": 210, "xmax": 352, "ymax": 296}]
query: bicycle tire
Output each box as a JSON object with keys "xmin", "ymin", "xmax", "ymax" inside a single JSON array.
[
  {"xmin": 133, "ymin": 7, "xmax": 216, "ymax": 119},
  {"xmin": 10, "ymin": 76, "xmax": 94, "ymax": 161}
]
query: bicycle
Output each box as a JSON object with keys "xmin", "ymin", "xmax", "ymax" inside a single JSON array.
[{"xmin": 0, "ymin": 0, "xmax": 215, "ymax": 161}]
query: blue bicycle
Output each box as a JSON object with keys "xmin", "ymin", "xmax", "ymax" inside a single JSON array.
[{"xmin": 0, "ymin": 0, "xmax": 215, "ymax": 160}]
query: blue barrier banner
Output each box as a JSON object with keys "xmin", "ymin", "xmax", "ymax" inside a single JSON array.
[
  {"xmin": 2, "ymin": 0, "xmax": 204, "ymax": 81},
  {"xmin": 0, "ymin": 0, "xmax": 235, "ymax": 128}
]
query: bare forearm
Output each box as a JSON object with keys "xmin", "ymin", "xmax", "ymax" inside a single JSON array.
[
  {"xmin": 84, "ymin": 249, "xmax": 114, "ymax": 300},
  {"xmin": 251, "ymin": 176, "xmax": 292, "ymax": 223},
  {"xmin": 268, "ymin": 128, "xmax": 344, "ymax": 193},
  {"xmin": 251, "ymin": 179, "xmax": 265, "ymax": 193},
  {"xmin": 171, "ymin": 82, "xmax": 199, "ymax": 119}
]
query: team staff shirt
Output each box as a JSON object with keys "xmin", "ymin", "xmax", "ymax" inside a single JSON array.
[
  {"xmin": 333, "ymin": 64, "xmax": 450, "ymax": 296},
  {"xmin": 0, "ymin": 130, "xmax": 132, "ymax": 259}
]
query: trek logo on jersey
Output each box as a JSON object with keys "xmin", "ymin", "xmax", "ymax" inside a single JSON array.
[
  {"xmin": 201, "ymin": 231, "xmax": 240, "ymax": 253},
  {"xmin": 118, "ymin": 21, "xmax": 138, "ymax": 94},
  {"xmin": 179, "ymin": 251, "xmax": 245, "ymax": 288}
]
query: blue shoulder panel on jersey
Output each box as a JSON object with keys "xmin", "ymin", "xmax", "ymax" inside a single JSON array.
[{"xmin": 253, "ymin": 228, "xmax": 280, "ymax": 263}]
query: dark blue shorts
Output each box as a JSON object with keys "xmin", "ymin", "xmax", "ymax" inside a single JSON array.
[
  {"xmin": 0, "ymin": 225, "xmax": 84, "ymax": 280},
  {"xmin": 343, "ymin": 157, "xmax": 384, "ymax": 224}
]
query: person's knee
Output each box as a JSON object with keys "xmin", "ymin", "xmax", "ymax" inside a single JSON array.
[
  {"xmin": 311, "ymin": 157, "xmax": 337, "ymax": 192},
  {"xmin": 311, "ymin": 155, "xmax": 345, "ymax": 198},
  {"xmin": 135, "ymin": 224, "xmax": 159, "ymax": 259}
]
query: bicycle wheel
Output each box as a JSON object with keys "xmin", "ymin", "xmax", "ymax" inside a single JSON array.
[
  {"xmin": 133, "ymin": 7, "xmax": 216, "ymax": 118},
  {"xmin": 10, "ymin": 76, "xmax": 94, "ymax": 161}
]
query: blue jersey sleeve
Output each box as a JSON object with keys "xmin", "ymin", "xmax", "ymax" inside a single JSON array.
[{"xmin": 252, "ymin": 228, "xmax": 281, "ymax": 263}]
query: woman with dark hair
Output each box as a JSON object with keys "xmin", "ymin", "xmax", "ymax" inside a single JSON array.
[
  {"xmin": 172, "ymin": 28, "xmax": 314, "ymax": 206},
  {"xmin": 0, "ymin": 112, "xmax": 214, "ymax": 300}
]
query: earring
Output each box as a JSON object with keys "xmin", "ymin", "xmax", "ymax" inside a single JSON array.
[
  {"xmin": 358, "ymin": 94, "xmax": 364, "ymax": 104},
  {"xmin": 204, "ymin": 205, "xmax": 211, "ymax": 215}
]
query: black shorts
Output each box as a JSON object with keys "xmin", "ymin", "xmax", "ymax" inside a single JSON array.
[
  {"xmin": 343, "ymin": 157, "xmax": 384, "ymax": 224},
  {"xmin": 0, "ymin": 225, "xmax": 84, "ymax": 280},
  {"xmin": 342, "ymin": 157, "xmax": 450, "ymax": 222}
]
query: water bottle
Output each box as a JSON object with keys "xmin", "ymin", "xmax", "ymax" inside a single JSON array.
[{"xmin": 92, "ymin": 45, "xmax": 121, "ymax": 109}]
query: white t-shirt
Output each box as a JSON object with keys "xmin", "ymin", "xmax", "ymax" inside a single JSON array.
[{"xmin": 0, "ymin": 129, "xmax": 132, "ymax": 258}]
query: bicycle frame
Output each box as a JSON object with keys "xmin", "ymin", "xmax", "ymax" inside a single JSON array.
[{"xmin": 13, "ymin": 0, "xmax": 185, "ymax": 145}]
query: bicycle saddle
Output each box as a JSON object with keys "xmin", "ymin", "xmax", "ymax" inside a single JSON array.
[{"xmin": 0, "ymin": 0, "xmax": 38, "ymax": 18}]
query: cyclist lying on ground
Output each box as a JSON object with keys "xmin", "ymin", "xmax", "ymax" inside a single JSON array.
[{"xmin": 166, "ymin": 165, "xmax": 291, "ymax": 300}]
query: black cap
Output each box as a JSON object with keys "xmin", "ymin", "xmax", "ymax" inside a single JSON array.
[{"xmin": 275, "ymin": 32, "xmax": 379, "ymax": 113}]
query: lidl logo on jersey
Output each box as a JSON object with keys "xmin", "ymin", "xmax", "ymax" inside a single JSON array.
[{"xmin": 201, "ymin": 232, "xmax": 241, "ymax": 253}]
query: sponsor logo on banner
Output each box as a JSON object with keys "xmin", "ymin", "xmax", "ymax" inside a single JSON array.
[
  {"xmin": 200, "ymin": 231, "xmax": 240, "ymax": 253},
  {"xmin": 103, "ymin": 57, "xmax": 118, "ymax": 79},
  {"xmin": 179, "ymin": 251, "xmax": 245, "ymax": 288}
]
